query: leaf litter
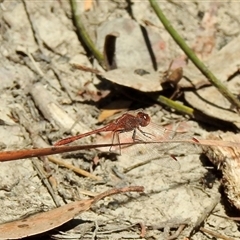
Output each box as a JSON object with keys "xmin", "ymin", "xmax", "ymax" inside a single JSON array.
[{"xmin": 1, "ymin": 1, "xmax": 240, "ymax": 239}]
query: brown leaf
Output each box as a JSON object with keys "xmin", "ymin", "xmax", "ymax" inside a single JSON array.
[{"xmin": 0, "ymin": 186, "xmax": 144, "ymax": 239}]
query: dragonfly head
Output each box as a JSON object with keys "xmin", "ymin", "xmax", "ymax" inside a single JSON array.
[{"xmin": 137, "ymin": 112, "xmax": 150, "ymax": 127}]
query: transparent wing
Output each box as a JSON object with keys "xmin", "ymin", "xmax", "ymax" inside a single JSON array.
[{"xmin": 115, "ymin": 121, "xmax": 201, "ymax": 171}]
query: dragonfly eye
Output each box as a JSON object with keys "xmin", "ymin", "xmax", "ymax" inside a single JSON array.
[{"xmin": 137, "ymin": 112, "xmax": 150, "ymax": 127}]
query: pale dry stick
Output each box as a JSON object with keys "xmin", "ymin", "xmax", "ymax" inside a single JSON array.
[
  {"xmin": 26, "ymin": 99, "xmax": 53, "ymax": 173},
  {"xmin": 26, "ymin": 50, "xmax": 45, "ymax": 77},
  {"xmin": 213, "ymin": 213, "xmax": 240, "ymax": 222},
  {"xmin": 200, "ymin": 227, "xmax": 236, "ymax": 240},
  {"xmin": 78, "ymin": 189, "xmax": 99, "ymax": 197},
  {"xmin": 92, "ymin": 220, "xmax": 99, "ymax": 240},
  {"xmin": 30, "ymin": 83, "xmax": 90, "ymax": 136},
  {"xmin": 48, "ymin": 156, "xmax": 102, "ymax": 181}
]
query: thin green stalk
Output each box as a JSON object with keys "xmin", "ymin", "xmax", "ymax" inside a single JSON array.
[
  {"xmin": 70, "ymin": 0, "xmax": 105, "ymax": 68},
  {"xmin": 157, "ymin": 95, "xmax": 229, "ymax": 127},
  {"xmin": 157, "ymin": 95, "xmax": 194, "ymax": 116},
  {"xmin": 149, "ymin": 0, "xmax": 240, "ymax": 110}
]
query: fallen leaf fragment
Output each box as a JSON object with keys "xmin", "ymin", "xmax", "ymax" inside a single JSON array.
[
  {"xmin": 98, "ymin": 100, "xmax": 132, "ymax": 122},
  {"xmin": 0, "ymin": 186, "xmax": 144, "ymax": 239},
  {"xmin": 84, "ymin": 0, "xmax": 93, "ymax": 11}
]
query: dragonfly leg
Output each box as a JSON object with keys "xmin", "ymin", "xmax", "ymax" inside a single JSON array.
[
  {"xmin": 116, "ymin": 132, "xmax": 121, "ymax": 155},
  {"xmin": 132, "ymin": 129, "xmax": 146, "ymax": 142},
  {"xmin": 109, "ymin": 131, "xmax": 122, "ymax": 155},
  {"xmin": 132, "ymin": 129, "xmax": 136, "ymax": 141},
  {"xmin": 109, "ymin": 131, "xmax": 115, "ymax": 152},
  {"xmin": 137, "ymin": 127, "xmax": 154, "ymax": 139}
]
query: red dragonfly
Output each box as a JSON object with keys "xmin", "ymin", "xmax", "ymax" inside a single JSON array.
[{"xmin": 54, "ymin": 111, "xmax": 153, "ymax": 147}]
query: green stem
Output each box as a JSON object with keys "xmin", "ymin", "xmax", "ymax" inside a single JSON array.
[
  {"xmin": 70, "ymin": 0, "xmax": 105, "ymax": 68},
  {"xmin": 149, "ymin": 0, "xmax": 240, "ymax": 109},
  {"xmin": 157, "ymin": 95, "xmax": 194, "ymax": 116}
]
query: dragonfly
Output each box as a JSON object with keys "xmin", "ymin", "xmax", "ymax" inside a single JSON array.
[
  {"xmin": 54, "ymin": 111, "xmax": 154, "ymax": 147},
  {"xmin": 53, "ymin": 111, "xmax": 192, "ymax": 170}
]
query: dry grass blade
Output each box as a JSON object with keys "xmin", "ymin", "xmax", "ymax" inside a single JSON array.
[
  {"xmin": 0, "ymin": 137, "xmax": 240, "ymax": 162},
  {"xmin": 200, "ymin": 227, "xmax": 236, "ymax": 240},
  {"xmin": 47, "ymin": 156, "xmax": 102, "ymax": 181},
  {"xmin": 0, "ymin": 143, "xmax": 128, "ymax": 162}
]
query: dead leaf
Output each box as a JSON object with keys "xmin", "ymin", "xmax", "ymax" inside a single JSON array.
[
  {"xmin": 72, "ymin": 64, "xmax": 164, "ymax": 92},
  {"xmin": 96, "ymin": 18, "xmax": 169, "ymax": 70},
  {"xmin": 0, "ymin": 186, "xmax": 144, "ymax": 239},
  {"xmin": 185, "ymin": 86, "xmax": 240, "ymax": 127},
  {"xmin": 101, "ymin": 68, "xmax": 162, "ymax": 92}
]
